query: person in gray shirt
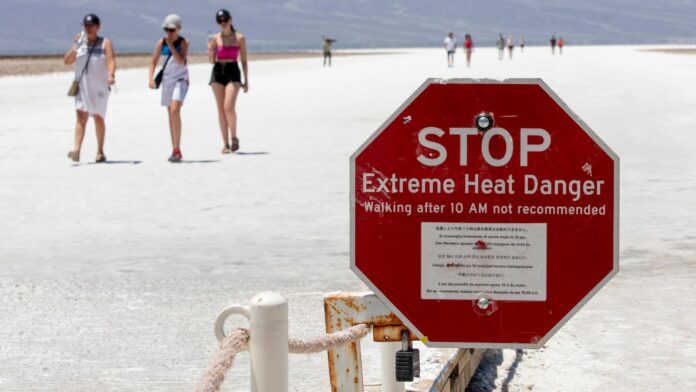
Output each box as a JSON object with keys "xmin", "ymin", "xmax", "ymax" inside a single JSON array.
[{"xmin": 323, "ymin": 35, "xmax": 336, "ymax": 67}]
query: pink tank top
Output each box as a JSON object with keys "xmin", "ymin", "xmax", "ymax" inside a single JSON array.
[{"xmin": 217, "ymin": 45, "xmax": 239, "ymax": 61}]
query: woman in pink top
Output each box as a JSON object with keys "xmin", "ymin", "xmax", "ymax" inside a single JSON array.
[
  {"xmin": 558, "ymin": 37, "xmax": 565, "ymax": 55},
  {"xmin": 207, "ymin": 9, "xmax": 248, "ymax": 153},
  {"xmin": 463, "ymin": 34, "xmax": 473, "ymax": 68}
]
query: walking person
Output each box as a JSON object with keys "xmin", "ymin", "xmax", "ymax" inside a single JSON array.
[
  {"xmin": 550, "ymin": 34, "xmax": 557, "ymax": 55},
  {"xmin": 558, "ymin": 36, "xmax": 565, "ymax": 54},
  {"xmin": 443, "ymin": 32, "xmax": 456, "ymax": 67},
  {"xmin": 463, "ymin": 34, "xmax": 474, "ymax": 67},
  {"xmin": 322, "ymin": 35, "xmax": 336, "ymax": 67},
  {"xmin": 520, "ymin": 36, "xmax": 525, "ymax": 52},
  {"xmin": 497, "ymin": 33, "xmax": 505, "ymax": 60},
  {"xmin": 208, "ymin": 9, "xmax": 248, "ymax": 154},
  {"xmin": 507, "ymin": 35, "xmax": 514, "ymax": 60},
  {"xmin": 63, "ymin": 13, "xmax": 116, "ymax": 163},
  {"xmin": 148, "ymin": 14, "xmax": 189, "ymax": 163}
]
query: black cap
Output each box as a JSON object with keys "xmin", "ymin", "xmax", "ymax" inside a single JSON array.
[
  {"xmin": 83, "ymin": 13, "xmax": 101, "ymax": 26},
  {"xmin": 216, "ymin": 9, "xmax": 231, "ymax": 22}
]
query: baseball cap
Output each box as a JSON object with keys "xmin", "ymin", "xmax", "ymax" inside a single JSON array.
[
  {"xmin": 216, "ymin": 9, "xmax": 231, "ymax": 22},
  {"xmin": 162, "ymin": 14, "xmax": 182, "ymax": 29},
  {"xmin": 83, "ymin": 13, "xmax": 101, "ymax": 26}
]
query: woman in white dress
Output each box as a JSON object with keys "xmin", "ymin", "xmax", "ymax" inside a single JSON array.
[{"xmin": 63, "ymin": 14, "xmax": 116, "ymax": 163}]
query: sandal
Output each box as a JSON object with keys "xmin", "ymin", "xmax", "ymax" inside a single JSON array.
[
  {"xmin": 67, "ymin": 150, "xmax": 80, "ymax": 162},
  {"xmin": 222, "ymin": 144, "xmax": 231, "ymax": 154},
  {"xmin": 231, "ymin": 137, "xmax": 239, "ymax": 152},
  {"xmin": 95, "ymin": 153, "xmax": 107, "ymax": 163}
]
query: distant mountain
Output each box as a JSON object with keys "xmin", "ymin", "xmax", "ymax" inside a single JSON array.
[{"xmin": 1, "ymin": 0, "xmax": 696, "ymax": 55}]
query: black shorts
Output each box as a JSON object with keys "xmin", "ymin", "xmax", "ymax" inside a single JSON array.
[{"xmin": 210, "ymin": 62, "xmax": 241, "ymax": 85}]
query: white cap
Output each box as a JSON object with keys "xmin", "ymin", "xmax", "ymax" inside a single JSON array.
[{"xmin": 162, "ymin": 14, "xmax": 182, "ymax": 29}]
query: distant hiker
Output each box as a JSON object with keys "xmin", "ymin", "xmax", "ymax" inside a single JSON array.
[
  {"xmin": 444, "ymin": 32, "xmax": 456, "ymax": 67},
  {"xmin": 463, "ymin": 34, "xmax": 474, "ymax": 67},
  {"xmin": 507, "ymin": 35, "xmax": 514, "ymax": 59},
  {"xmin": 520, "ymin": 36, "xmax": 525, "ymax": 52},
  {"xmin": 558, "ymin": 37, "xmax": 565, "ymax": 54},
  {"xmin": 497, "ymin": 33, "xmax": 505, "ymax": 60},
  {"xmin": 208, "ymin": 9, "xmax": 248, "ymax": 154},
  {"xmin": 63, "ymin": 13, "xmax": 116, "ymax": 163},
  {"xmin": 323, "ymin": 36, "xmax": 336, "ymax": 67},
  {"xmin": 550, "ymin": 35, "xmax": 557, "ymax": 55},
  {"xmin": 148, "ymin": 14, "xmax": 189, "ymax": 163}
]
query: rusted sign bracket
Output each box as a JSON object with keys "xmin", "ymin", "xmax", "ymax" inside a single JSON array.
[{"xmin": 324, "ymin": 291, "xmax": 417, "ymax": 392}]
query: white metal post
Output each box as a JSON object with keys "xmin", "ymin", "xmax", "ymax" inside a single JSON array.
[
  {"xmin": 249, "ymin": 292, "xmax": 288, "ymax": 392},
  {"xmin": 380, "ymin": 341, "xmax": 406, "ymax": 392},
  {"xmin": 215, "ymin": 292, "xmax": 289, "ymax": 392}
]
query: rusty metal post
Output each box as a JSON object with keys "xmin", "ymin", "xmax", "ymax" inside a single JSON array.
[{"xmin": 324, "ymin": 291, "xmax": 417, "ymax": 392}]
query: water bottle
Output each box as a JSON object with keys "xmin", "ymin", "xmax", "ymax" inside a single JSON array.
[
  {"xmin": 75, "ymin": 31, "xmax": 86, "ymax": 50},
  {"xmin": 207, "ymin": 30, "xmax": 215, "ymax": 54}
]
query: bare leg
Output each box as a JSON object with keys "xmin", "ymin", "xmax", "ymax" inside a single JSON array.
[
  {"xmin": 73, "ymin": 110, "xmax": 89, "ymax": 154},
  {"xmin": 94, "ymin": 114, "xmax": 106, "ymax": 156},
  {"xmin": 224, "ymin": 82, "xmax": 241, "ymax": 140},
  {"xmin": 211, "ymin": 82, "xmax": 230, "ymax": 152},
  {"xmin": 168, "ymin": 100, "xmax": 183, "ymax": 150}
]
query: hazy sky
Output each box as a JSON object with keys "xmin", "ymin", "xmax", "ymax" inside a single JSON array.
[{"xmin": 1, "ymin": 0, "xmax": 696, "ymax": 54}]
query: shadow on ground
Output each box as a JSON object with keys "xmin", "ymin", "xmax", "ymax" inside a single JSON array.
[
  {"xmin": 84, "ymin": 160, "xmax": 143, "ymax": 165},
  {"xmin": 176, "ymin": 160, "xmax": 220, "ymax": 164},
  {"xmin": 466, "ymin": 349, "xmax": 524, "ymax": 392}
]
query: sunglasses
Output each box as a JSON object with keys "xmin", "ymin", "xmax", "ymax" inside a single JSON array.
[
  {"xmin": 216, "ymin": 18, "xmax": 230, "ymax": 24},
  {"xmin": 163, "ymin": 27, "xmax": 176, "ymax": 33}
]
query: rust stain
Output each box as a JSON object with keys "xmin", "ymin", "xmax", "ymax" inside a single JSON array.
[
  {"xmin": 350, "ymin": 341, "xmax": 361, "ymax": 388},
  {"xmin": 338, "ymin": 296, "xmax": 368, "ymax": 313},
  {"xmin": 372, "ymin": 325, "xmax": 418, "ymax": 342},
  {"xmin": 323, "ymin": 300, "xmax": 335, "ymax": 332},
  {"xmin": 370, "ymin": 314, "xmax": 403, "ymax": 325},
  {"xmin": 325, "ymin": 296, "xmax": 341, "ymax": 391},
  {"xmin": 327, "ymin": 350, "xmax": 338, "ymax": 392}
]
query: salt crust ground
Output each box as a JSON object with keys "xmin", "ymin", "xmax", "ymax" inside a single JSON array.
[{"xmin": 1, "ymin": 45, "xmax": 695, "ymax": 391}]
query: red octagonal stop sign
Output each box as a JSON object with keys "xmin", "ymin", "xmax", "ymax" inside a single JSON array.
[{"xmin": 351, "ymin": 79, "xmax": 619, "ymax": 348}]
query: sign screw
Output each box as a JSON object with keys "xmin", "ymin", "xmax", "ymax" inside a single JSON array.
[
  {"xmin": 474, "ymin": 112, "xmax": 494, "ymax": 132},
  {"xmin": 477, "ymin": 297, "xmax": 491, "ymax": 310}
]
